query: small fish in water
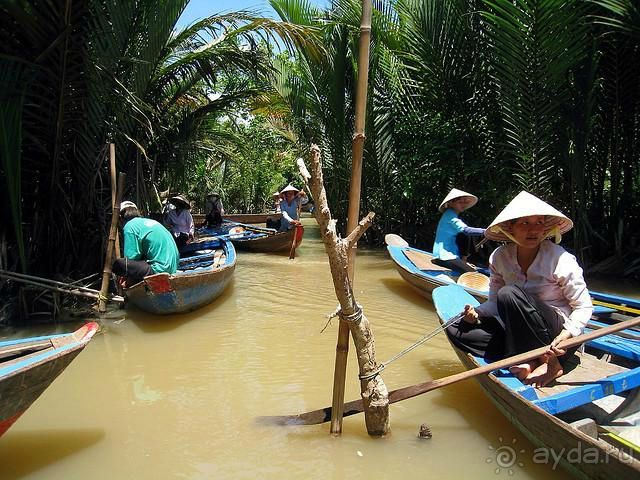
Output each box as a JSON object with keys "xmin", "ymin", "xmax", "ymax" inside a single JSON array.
[{"xmin": 418, "ymin": 424, "xmax": 432, "ymax": 439}]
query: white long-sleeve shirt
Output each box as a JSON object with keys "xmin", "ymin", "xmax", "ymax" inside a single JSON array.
[
  {"xmin": 475, "ymin": 241, "xmax": 593, "ymax": 337},
  {"xmin": 166, "ymin": 209, "xmax": 194, "ymax": 237}
]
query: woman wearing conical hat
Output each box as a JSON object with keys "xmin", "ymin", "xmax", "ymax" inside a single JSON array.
[
  {"xmin": 278, "ymin": 184, "xmax": 306, "ymax": 232},
  {"xmin": 432, "ymin": 188, "xmax": 486, "ymax": 272},
  {"xmin": 450, "ymin": 191, "xmax": 593, "ymax": 387},
  {"xmin": 203, "ymin": 192, "xmax": 224, "ymax": 228},
  {"xmin": 166, "ymin": 194, "xmax": 195, "ymax": 249}
]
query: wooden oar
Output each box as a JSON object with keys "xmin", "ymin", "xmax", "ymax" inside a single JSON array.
[
  {"xmin": 258, "ymin": 315, "xmax": 640, "ymax": 426},
  {"xmin": 222, "ymin": 220, "xmax": 276, "ymax": 235},
  {"xmin": 384, "ymin": 233, "xmax": 409, "ymax": 247}
]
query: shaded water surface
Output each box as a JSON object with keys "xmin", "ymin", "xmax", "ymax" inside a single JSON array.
[{"xmin": 4, "ymin": 216, "xmax": 618, "ymax": 479}]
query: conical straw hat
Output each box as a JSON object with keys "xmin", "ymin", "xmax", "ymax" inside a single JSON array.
[
  {"xmin": 485, "ymin": 191, "xmax": 573, "ymax": 242},
  {"xmin": 169, "ymin": 194, "xmax": 191, "ymax": 209},
  {"xmin": 280, "ymin": 184, "xmax": 299, "ymax": 194},
  {"xmin": 438, "ymin": 188, "xmax": 478, "ymax": 212}
]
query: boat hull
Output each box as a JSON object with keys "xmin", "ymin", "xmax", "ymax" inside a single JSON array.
[
  {"xmin": 433, "ymin": 285, "xmax": 640, "ymax": 479},
  {"xmin": 125, "ymin": 240, "xmax": 236, "ymax": 314},
  {"xmin": 0, "ymin": 322, "xmax": 98, "ymax": 437},
  {"xmin": 193, "ymin": 213, "xmax": 280, "ymax": 225},
  {"xmin": 387, "ymin": 245, "xmax": 487, "ymax": 301},
  {"xmin": 233, "ymin": 225, "xmax": 303, "ymax": 253}
]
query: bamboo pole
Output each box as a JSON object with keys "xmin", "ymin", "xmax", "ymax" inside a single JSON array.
[
  {"xmin": 330, "ymin": 0, "xmax": 376, "ymax": 435},
  {"xmin": 99, "ymin": 172, "xmax": 126, "ymax": 312},
  {"xmin": 110, "ymin": 144, "xmax": 121, "ymax": 259},
  {"xmin": 299, "ymin": 147, "xmax": 388, "ymax": 437},
  {"xmin": 0, "ymin": 270, "xmax": 124, "ymax": 303}
]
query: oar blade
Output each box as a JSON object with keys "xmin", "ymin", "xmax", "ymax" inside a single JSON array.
[{"xmin": 257, "ymin": 398, "xmax": 365, "ymax": 426}]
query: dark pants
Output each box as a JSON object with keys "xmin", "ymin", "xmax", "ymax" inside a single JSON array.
[
  {"xmin": 266, "ymin": 217, "xmax": 281, "ymax": 230},
  {"xmin": 446, "ymin": 314, "xmax": 506, "ymax": 361},
  {"xmin": 205, "ymin": 212, "xmax": 222, "ymax": 228},
  {"xmin": 446, "ymin": 285, "xmax": 577, "ymax": 364},
  {"xmin": 456, "ymin": 232, "xmax": 472, "ymax": 258},
  {"xmin": 174, "ymin": 233, "xmax": 189, "ymax": 249},
  {"xmin": 498, "ymin": 285, "xmax": 577, "ymax": 365},
  {"xmin": 112, "ymin": 258, "xmax": 152, "ymax": 285},
  {"xmin": 432, "ymin": 257, "xmax": 476, "ymax": 273}
]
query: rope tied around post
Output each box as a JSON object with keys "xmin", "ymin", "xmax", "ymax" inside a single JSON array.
[
  {"xmin": 338, "ymin": 305, "xmax": 363, "ymax": 324},
  {"xmin": 320, "ymin": 304, "xmax": 364, "ymax": 333},
  {"xmin": 359, "ymin": 313, "xmax": 465, "ymax": 381}
]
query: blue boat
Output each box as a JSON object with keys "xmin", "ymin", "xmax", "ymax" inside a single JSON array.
[
  {"xmin": 0, "ymin": 322, "xmax": 99, "ymax": 437},
  {"xmin": 385, "ymin": 233, "xmax": 490, "ymax": 301},
  {"xmin": 125, "ymin": 238, "xmax": 236, "ymax": 314},
  {"xmin": 433, "ymin": 284, "xmax": 640, "ymax": 479},
  {"xmin": 386, "ymin": 234, "xmax": 640, "ymax": 318}
]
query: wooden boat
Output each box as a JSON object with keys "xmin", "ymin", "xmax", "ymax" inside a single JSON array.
[
  {"xmin": 201, "ymin": 223, "xmax": 304, "ymax": 253},
  {"xmin": 0, "ymin": 322, "xmax": 99, "ymax": 437},
  {"xmin": 385, "ymin": 234, "xmax": 489, "ymax": 301},
  {"xmin": 386, "ymin": 234, "xmax": 640, "ymax": 317},
  {"xmin": 433, "ymin": 284, "xmax": 640, "ymax": 479},
  {"xmin": 192, "ymin": 212, "xmax": 281, "ymax": 225},
  {"xmin": 125, "ymin": 238, "xmax": 236, "ymax": 314}
]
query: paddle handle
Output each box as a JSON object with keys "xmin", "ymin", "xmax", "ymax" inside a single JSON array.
[
  {"xmin": 389, "ymin": 314, "xmax": 640, "ymax": 403},
  {"xmin": 269, "ymin": 314, "xmax": 640, "ymax": 426}
]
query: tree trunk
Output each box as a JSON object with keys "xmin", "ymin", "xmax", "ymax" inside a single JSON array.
[{"xmin": 297, "ymin": 145, "xmax": 389, "ymax": 436}]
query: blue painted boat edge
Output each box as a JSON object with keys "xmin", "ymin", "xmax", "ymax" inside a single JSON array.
[
  {"xmin": 392, "ymin": 242, "xmax": 640, "ymax": 310},
  {"xmin": 0, "ymin": 332, "xmax": 68, "ymax": 348}
]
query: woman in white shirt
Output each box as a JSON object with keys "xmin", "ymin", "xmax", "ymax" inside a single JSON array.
[
  {"xmin": 166, "ymin": 195, "xmax": 195, "ymax": 249},
  {"xmin": 449, "ymin": 191, "xmax": 592, "ymax": 388}
]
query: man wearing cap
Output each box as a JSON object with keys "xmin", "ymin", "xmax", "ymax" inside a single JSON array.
[
  {"xmin": 432, "ymin": 188, "xmax": 486, "ymax": 272},
  {"xmin": 112, "ymin": 201, "xmax": 179, "ymax": 287},
  {"xmin": 203, "ymin": 192, "xmax": 224, "ymax": 228},
  {"xmin": 451, "ymin": 191, "xmax": 593, "ymax": 387},
  {"xmin": 166, "ymin": 195, "xmax": 195, "ymax": 249},
  {"xmin": 278, "ymin": 184, "xmax": 306, "ymax": 232}
]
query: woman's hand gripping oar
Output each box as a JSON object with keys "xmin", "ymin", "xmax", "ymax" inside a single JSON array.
[{"xmin": 257, "ymin": 314, "xmax": 640, "ymax": 426}]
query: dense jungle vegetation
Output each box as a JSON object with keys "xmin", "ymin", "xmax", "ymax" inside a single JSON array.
[{"xmin": 1, "ymin": 0, "xmax": 639, "ymax": 287}]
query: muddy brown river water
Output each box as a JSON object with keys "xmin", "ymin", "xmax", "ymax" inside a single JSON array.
[{"xmin": 4, "ymin": 216, "xmax": 634, "ymax": 479}]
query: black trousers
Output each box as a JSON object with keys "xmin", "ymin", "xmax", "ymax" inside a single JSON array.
[
  {"xmin": 432, "ymin": 257, "xmax": 476, "ymax": 273},
  {"xmin": 446, "ymin": 285, "xmax": 576, "ymax": 364},
  {"xmin": 205, "ymin": 212, "xmax": 222, "ymax": 228},
  {"xmin": 432, "ymin": 233, "xmax": 477, "ymax": 273},
  {"xmin": 112, "ymin": 258, "xmax": 152, "ymax": 285}
]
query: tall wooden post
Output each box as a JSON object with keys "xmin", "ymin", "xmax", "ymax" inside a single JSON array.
[
  {"xmin": 299, "ymin": 147, "xmax": 388, "ymax": 437},
  {"xmin": 110, "ymin": 144, "xmax": 121, "ymax": 259},
  {"xmin": 330, "ymin": 0, "xmax": 373, "ymax": 435},
  {"xmin": 98, "ymin": 172, "xmax": 125, "ymax": 312}
]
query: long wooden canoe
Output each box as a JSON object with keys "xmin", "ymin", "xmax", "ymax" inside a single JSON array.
[
  {"xmin": 0, "ymin": 322, "xmax": 99, "ymax": 437},
  {"xmin": 386, "ymin": 242, "xmax": 489, "ymax": 301},
  {"xmin": 433, "ymin": 284, "xmax": 640, "ymax": 479},
  {"xmin": 201, "ymin": 223, "xmax": 304, "ymax": 253},
  {"xmin": 386, "ymin": 236, "xmax": 640, "ymax": 318},
  {"xmin": 125, "ymin": 238, "xmax": 236, "ymax": 314},
  {"xmin": 192, "ymin": 212, "xmax": 281, "ymax": 225}
]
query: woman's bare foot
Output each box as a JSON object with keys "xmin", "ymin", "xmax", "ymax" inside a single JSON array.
[
  {"xmin": 525, "ymin": 356, "xmax": 564, "ymax": 388},
  {"xmin": 509, "ymin": 362, "xmax": 535, "ymax": 381}
]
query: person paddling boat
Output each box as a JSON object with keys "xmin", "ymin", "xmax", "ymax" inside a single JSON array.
[{"xmin": 450, "ymin": 191, "xmax": 593, "ymax": 387}]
